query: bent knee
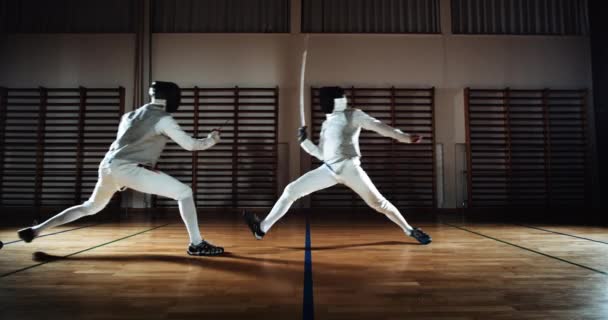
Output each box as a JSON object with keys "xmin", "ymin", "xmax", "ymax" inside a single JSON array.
[
  {"xmin": 81, "ymin": 200, "xmax": 108, "ymax": 215},
  {"xmin": 282, "ymin": 183, "xmax": 302, "ymax": 202},
  {"xmin": 368, "ymin": 197, "xmax": 391, "ymax": 212},
  {"xmin": 174, "ymin": 185, "xmax": 193, "ymax": 201}
]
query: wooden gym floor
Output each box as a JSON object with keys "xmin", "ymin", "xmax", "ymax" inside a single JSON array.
[{"xmin": 0, "ymin": 211, "xmax": 607, "ymax": 320}]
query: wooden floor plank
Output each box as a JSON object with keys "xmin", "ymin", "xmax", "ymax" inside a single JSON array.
[
  {"xmin": 519, "ymin": 224, "xmax": 608, "ymax": 244},
  {"xmin": 0, "ymin": 215, "xmax": 307, "ymax": 320},
  {"xmin": 309, "ymin": 218, "xmax": 607, "ymax": 320},
  {"xmin": 452, "ymin": 223, "xmax": 608, "ymax": 274},
  {"xmin": 0, "ymin": 222, "xmax": 166, "ymax": 276},
  {"xmin": 0, "ymin": 214, "xmax": 607, "ymax": 319},
  {"xmin": 0, "ymin": 223, "xmax": 100, "ymax": 245}
]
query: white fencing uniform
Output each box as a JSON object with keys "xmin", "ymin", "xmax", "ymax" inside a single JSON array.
[
  {"xmin": 32, "ymin": 103, "xmax": 219, "ymax": 245},
  {"xmin": 260, "ymin": 108, "xmax": 415, "ymax": 235}
]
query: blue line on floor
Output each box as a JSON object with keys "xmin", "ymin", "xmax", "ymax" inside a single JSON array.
[{"xmin": 303, "ymin": 216, "xmax": 314, "ymax": 320}]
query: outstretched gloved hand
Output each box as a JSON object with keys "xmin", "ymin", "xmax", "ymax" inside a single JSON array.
[
  {"xmin": 408, "ymin": 134, "xmax": 423, "ymax": 143},
  {"xmin": 208, "ymin": 130, "xmax": 221, "ymax": 143}
]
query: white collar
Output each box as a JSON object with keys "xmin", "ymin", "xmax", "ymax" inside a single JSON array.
[
  {"xmin": 151, "ymin": 98, "xmax": 167, "ymax": 106},
  {"xmin": 325, "ymin": 110, "xmax": 346, "ymax": 118}
]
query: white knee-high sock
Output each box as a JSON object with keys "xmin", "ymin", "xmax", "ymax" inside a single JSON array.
[
  {"xmin": 377, "ymin": 200, "xmax": 414, "ymax": 235},
  {"xmin": 33, "ymin": 202, "xmax": 103, "ymax": 235},
  {"xmin": 178, "ymin": 196, "xmax": 203, "ymax": 245},
  {"xmin": 260, "ymin": 196, "xmax": 293, "ymax": 233},
  {"xmin": 260, "ymin": 165, "xmax": 338, "ymax": 234}
]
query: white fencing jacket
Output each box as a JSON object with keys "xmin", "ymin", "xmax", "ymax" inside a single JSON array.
[
  {"xmin": 104, "ymin": 104, "xmax": 218, "ymax": 167},
  {"xmin": 300, "ymin": 108, "xmax": 413, "ymax": 168}
]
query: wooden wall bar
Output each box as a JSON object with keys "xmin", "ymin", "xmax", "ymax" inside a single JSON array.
[
  {"xmin": 0, "ymin": 87, "xmax": 8, "ymax": 204},
  {"xmin": 308, "ymin": 87, "xmax": 436, "ymax": 209},
  {"xmin": 0, "ymin": 87, "xmax": 124, "ymax": 209},
  {"xmin": 79, "ymin": 88, "xmax": 125, "ymax": 205},
  {"xmin": 153, "ymin": 87, "xmax": 279, "ymax": 209},
  {"xmin": 465, "ymin": 88, "xmax": 590, "ymax": 208}
]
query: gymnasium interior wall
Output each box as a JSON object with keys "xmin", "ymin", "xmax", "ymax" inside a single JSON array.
[{"xmin": 0, "ymin": 0, "xmax": 596, "ymax": 209}]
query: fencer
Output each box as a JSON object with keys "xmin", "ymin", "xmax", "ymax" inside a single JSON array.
[
  {"xmin": 244, "ymin": 86, "xmax": 432, "ymax": 245},
  {"xmin": 18, "ymin": 81, "xmax": 225, "ymax": 256}
]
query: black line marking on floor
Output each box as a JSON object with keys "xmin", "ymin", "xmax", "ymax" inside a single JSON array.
[
  {"xmin": 514, "ymin": 224, "xmax": 608, "ymax": 245},
  {"xmin": 0, "ymin": 223, "xmax": 171, "ymax": 278},
  {"xmin": 3, "ymin": 223, "xmax": 102, "ymax": 245},
  {"xmin": 442, "ymin": 222, "xmax": 607, "ymax": 276}
]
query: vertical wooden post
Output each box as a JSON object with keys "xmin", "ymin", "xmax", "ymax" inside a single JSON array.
[
  {"xmin": 232, "ymin": 86, "xmax": 240, "ymax": 209},
  {"xmin": 390, "ymin": 87, "xmax": 396, "ymax": 203},
  {"xmin": 580, "ymin": 89, "xmax": 590, "ymax": 206},
  {"xmin": 74, "ymin": 86, "xmax": 87, "ymax": 204},
  {"xmin": 430, "ymin": 87, "xmax": 437, "ymax": 209},
  {"xmin": 542, "ymin": 89, "xmax": 551, "ymax": 207},
  {"xmin": 192, "ymin": 87, "xmax": 200, "ymax": 207},
  {"xmin": 0, "ymin": 87, "xmax": 7, "ymax": 206},
  {"xmin": 504, "ymin": 88, "xmax": 512, "ymax": 207},
  {"xmin": 119, "ymin": 86, "xmax": 126, "ymax": 115},
  {"xmin": 274, "ymin": 86, "xmax": 280, "ymax": 201},
  {"xmin": 464, "ymin": 88, "xmax": 473, "ymax": 209},
  {"xmin": 35, "ymin": 87, "xmax": 48, "ymax": 210}
]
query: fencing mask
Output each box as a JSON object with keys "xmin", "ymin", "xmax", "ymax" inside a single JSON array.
[
  {"xmin": 319, "ymin": 86, "xmax": 346, "ymax": 114},
  {"xmin": 149, "ymin": 81, "xmax": 181, "ymax": 113}
]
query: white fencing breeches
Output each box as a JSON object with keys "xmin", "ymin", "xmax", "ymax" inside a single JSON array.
[
  {"xmin": 260, "ymin": 159, "xmax": 414, "ymax": 235},
  {"xmin": 33, "ymin": 159, "xmax": 203, "ymax": 245}
]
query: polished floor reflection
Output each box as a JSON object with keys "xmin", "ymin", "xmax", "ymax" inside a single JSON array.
[{"xmin": 0, "ymin": 213, "xmax": 607, "ymax": 320}]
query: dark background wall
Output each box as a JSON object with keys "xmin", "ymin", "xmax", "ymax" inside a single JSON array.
[
  {"xmin": 0, "ymin": 0, "xmax": 599, "ymax": 216},
  {"xmin": 589, "ymin": 1, "xmax": 607, "ymax": 214}
]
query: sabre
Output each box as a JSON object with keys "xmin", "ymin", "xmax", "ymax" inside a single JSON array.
[
  {"xmin": 296, "ymin": 36, "xmax": 334, "ymax": 173},
  {"xmin": 213, "ymin": 119, "xmax": 231, "ymax": 132},
  {"xmin": 299, "ymin": 34, "xmax": 310, "ymax": 127}
]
